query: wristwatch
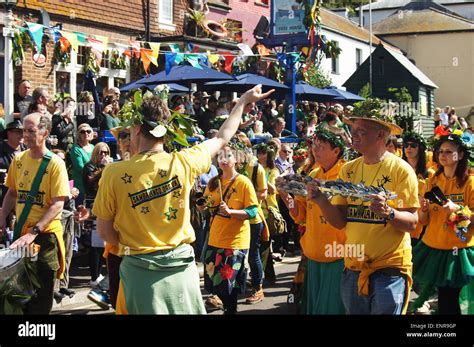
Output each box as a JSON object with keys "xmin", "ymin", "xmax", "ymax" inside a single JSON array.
[
  {"xmin": 31, "ymin": 226, "xmax": 42, "ymax": 235},
  {"xmin": 386, "ymin": 208, "xmax": 396, "ymax": 221}
]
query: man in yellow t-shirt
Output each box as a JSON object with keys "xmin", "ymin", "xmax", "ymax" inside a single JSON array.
[
  {"xmin": 93, "ymin": 85, "xmax": 274, "ymax": 314},
  {"xmin": 307, "ymin": 99, "xmax": 419, "ymax": 314},
  {"xmin": 1, "ymin": 113, "xmax": 70, "ymax": 314}
]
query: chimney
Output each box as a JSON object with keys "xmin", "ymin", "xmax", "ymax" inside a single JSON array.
[{"xmin": 359, "ymin": 3, "xmax": 364, "ymax": 27}]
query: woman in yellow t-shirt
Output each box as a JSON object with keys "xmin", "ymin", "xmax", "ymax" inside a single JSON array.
[
  {"xmin": 202, "ymin": 143, "xmax": 259, "ymax": 315},
  {"xmin": 279, "ymin": 127, "xmax": 347, "ymax": 314},
  {"xmin": 413, "ymin": 133, "xmax": 474, "ymax": 314},
  {"xmin": 401, "ymin": 132, "xmax": 435, "ymax": 243},
  {"xmin": 255, "ymin": 144, "xmax": 281, "ymax": 284}
]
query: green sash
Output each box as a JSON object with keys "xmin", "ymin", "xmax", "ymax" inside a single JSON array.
[{"xmin": 13, "ymin": 152, "xmax": 53, "ymax": 241}]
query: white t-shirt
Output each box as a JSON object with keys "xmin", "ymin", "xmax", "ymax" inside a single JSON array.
[{"xmin": 440, "ymin": 112, "xmax": 449, "ymax": 126}]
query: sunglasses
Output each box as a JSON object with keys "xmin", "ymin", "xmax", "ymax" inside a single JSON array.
[
  {"xmin": 99, "ymin": 151, "xmax": 109, "ymax": 155},
  {"xmin": 118, "ymin": 131, "xmax": 130, "ymax": 140},
  {"xmin": 80, "ymin": 129, "xmax": 92, "ymax": 134},
  {"xmin": 282, "ymin": 150, "xmax": 292, "ymax": 154},
  {"xmin": 403, "ymin": 143, "xmax": 418, "ymax": 149}
]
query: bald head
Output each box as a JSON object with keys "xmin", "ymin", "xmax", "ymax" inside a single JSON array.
[{"xmin": 24, "ymin": 112, "xmax": 52, "ymax": 134}]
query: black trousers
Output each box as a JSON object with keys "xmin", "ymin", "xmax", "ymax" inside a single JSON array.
[
  {"xmin": 437, "ymin": 286, "xmax": 462, "ymax": 315},
  {"xmin": 107, "ymin": 253, "xmax": 122, "ymax": 310}
]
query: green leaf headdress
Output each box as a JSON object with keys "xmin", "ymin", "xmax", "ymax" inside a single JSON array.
[
  {"xmin": 117, "ymin": 88, "xmax": 196, "ymax": 149},
  {"xmin": 253, "ymin": 142, "xmax": 278, "ymax": 162},
  {"xmin": 402, "ymin": 131, "xmax": 427, "ymax": 149},
  {"xmin": 349, "ymin": 97, "xmax": 403, "ymax": 135},
  {"xmin": 312, "ymin": 126, "xmax": 347, "ymax": 152}
]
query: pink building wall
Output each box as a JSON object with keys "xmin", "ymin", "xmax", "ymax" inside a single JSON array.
[{"xmin": 207, "ymin": 0, "xmax": 270, "ymax": 46}]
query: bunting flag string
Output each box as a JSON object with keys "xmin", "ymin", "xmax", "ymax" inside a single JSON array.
[{"xmin": 14, "ymin": 21, "xmax": 307, "ymax": 76}]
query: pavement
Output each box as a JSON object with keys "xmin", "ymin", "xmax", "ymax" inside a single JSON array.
[
  {"xmin": 51, "ymin": 249, "xmax": 301, "ymax": 315},
  {"xmin": 51, "ymin": 249, "xmax": 433, "ymax": 315}
]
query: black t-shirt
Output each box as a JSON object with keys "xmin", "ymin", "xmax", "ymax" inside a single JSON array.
[
  {"xmin": 13, "ymin": 93, "xmax": 33, "ymax": 115},
  {"xmin": 0, "ymin": 141, "xmax": 27, "ymax": 204}
]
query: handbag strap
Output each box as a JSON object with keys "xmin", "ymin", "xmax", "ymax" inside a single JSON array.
[
  {"xmin": 221, "ymin": 174, "xmax": 238, "ymax": 204},
  {"xmin": 209, "ymin": 174, "xmax": 238, "ymax": 223},
  {"xmin": 13, "ymin": 151, "xmax": 53, "ymax": 241}
]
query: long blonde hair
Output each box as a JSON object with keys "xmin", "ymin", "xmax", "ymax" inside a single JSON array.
[{"xmin": 90, "ymin": 142, "xmax": 111, "ymax": 164}]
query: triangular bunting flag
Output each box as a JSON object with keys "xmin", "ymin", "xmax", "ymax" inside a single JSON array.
[
  {"xmin": 88, "ymin": 37, "xmax": 104, "ymax": 53},
  {"xmin": 59, "ymin": 36, "xmax": 71, "ymax": 53},
  {"xmin": 165, "ymin": 52, "xmax": 177, "ymax": 74},
  {"xmin": 175, "ymin": 53, "xmax": 185, "ymax": 65},
  {"xmin": 185, "ymin": 54, "xmax": 202, "ymax": 69},
  {"xmin": 74, "ymin": 31, "xmax": 87, "ymax": 44},
  {"xmin": 59, "ymin": 31, "xmax": 78, "ymax": 52},
  {"xmin": 49, "ymin": 25, "xmax": 62, "ymax": 43},
  {"xmin": 26, "ymin": 22, "xmax": 44, "ymax": 51},
  {"xmin": 94, "ymin": 35, "xmax": 109, "ymax": 52},
  {"xmin": 140, "ymin": 48, "xmax": 153, "ymax": 74},
  {"xmin": 169, "ymin": 43, "xmax": 180, "ymax": 53},
  {"xmin": 198, "ymin": 53, "xmax": 208, "ymax": 66},
  {"xmin": 237, "ymin": 43, "xmax": 254, "ymax": 56},
  {"xmin": 130, "ymin": 40, "xmax": 141, "ymax": 59},
  {"xmin": 207, "ymin": 52, "xmax": 219, "ymax": 65},
  {"xmin": 256, "ymin": 44, "xmax": 270, "ymax": 56},
  {"xmin": 149, "ymin": 43, "xmax": 160, "ymax": 66}
]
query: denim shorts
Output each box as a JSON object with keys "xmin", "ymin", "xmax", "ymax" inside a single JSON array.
[{"xmin": 340, "ymin": 268, "xmax": 406, "ymax": 315}]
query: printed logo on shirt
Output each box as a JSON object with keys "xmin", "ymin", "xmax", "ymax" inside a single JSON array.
[
  {"xmin": 17, "ymin": 190, "xmax": 45, "ymax": 207},
  {"xmin": 129, "ymin": 176, "xmax": 182, "ymax": 208},
  {"xmin": 346, "ymin": 204, "xmax": 386, "ymax": 224},
  {"xmin": 446, "ymin": 193, "xmax": 464, "ymax": 204}
]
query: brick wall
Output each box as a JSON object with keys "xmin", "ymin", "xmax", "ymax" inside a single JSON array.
[
  {"xmin": 14, "ymin": 41, "xmax": 55, "ymax": 95},
  {"xmin": 16, "ymin": 0, "xmax": 186, "ymax": 36}
]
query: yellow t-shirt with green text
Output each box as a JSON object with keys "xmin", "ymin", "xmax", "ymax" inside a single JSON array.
[
  {"xmin": 422, "ymin": 174, "xmax": 474, "ymax": 250},
  {"xmin": 244, "ymin": 161, "xmax": 267, "ymax": 224},
  {"xmin": 92, "ymin": 144, "xmax": 211, "ymax": 256},
  {"xmin": 206, "ymin": 174, "xmax": 259, "ymax": 250},
  {"xmin": 6, "ymin": 150, "xmax": 70, "ymax": 230},
  {"xmin": 296, "ymin": 160, "xmax": 347, "ymax": 262},
  {"xmin": 332, "ymin": 153, "xmax": 419, "ymax": 267}
]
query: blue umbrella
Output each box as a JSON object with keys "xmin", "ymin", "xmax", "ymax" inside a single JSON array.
[
  {"xmin": 141, "ymin": 63, "xmax": 234, "ymax": 86},
  {"xmin": 120, "ymin": 78, "xmax": 190, "ymax": 93},
  {"xmin": 324, "ymin": 86, "xmax": 365, "ymax": 102},
  {"xmin": 119, "ymin": 75, "xmax": 155, "ymax": 92},
  {"xmin": 294, "ymin": 81, "xmax": 337, "ymax": 101},
  {"xmin": 203, "ymin": 73, "xmax": 288, "ymax": 93}
]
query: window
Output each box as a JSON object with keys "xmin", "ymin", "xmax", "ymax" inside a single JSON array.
[
  {"xmin": 331, "ymin": 41, "xmax": 339, "ymax": 74},
  {"xmin": 56, "ymin": 71, "xmax": 70, "ymax": 94},
  {"xmin": 378, "ymin": 56, "xmax": 385, "ymax": 76},
  {"xmin": 100, "ymin": 50, "xmax": 110, "ymax": 69},
  {"xmin": 159, "ymin": 0, "xmax": 173, "ymax": 24},
  {"xmin": 77, "ymin": 46, "xmax": 86, "ymax": 66},
  {"xmin": 256, "ymin": 0, "xmax": 269, "ymax": 5},
  {"xmin": 226, "ymin": 19, "xmax": 243, "ymax": 43},
  {"xmin": 356, "ymin": 48, "xmax": 362, "ymax": 68}
]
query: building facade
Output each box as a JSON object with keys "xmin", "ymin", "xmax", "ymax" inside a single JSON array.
[{"xmin": 0, "ymin": 0, "xmax": 185, "ymax": 108}]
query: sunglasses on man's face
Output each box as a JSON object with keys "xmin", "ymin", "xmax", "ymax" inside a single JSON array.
[
  {"xmin": 403, "ymin": 143, "xmax": 418, "ymax": 149},
  {"xmin": 99, "ymin": 151, "xmax": 109, "ymax": 155},
  {"xmin": 118, "ymin": 131, "xmax": 130, "ymax": 140},
  {"xmin": 80, "ymin": 130, "xmax": 92, "ymax": 134}
]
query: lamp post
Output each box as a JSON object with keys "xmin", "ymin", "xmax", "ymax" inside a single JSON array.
[{"xmin": 1, "ymin": 0, "xmax": 18, "ymax": 123}]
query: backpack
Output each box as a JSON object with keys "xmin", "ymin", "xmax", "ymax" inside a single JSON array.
[{"xmin": 266, "ymin": 204, "xmax": 287, "ymax": 237}]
